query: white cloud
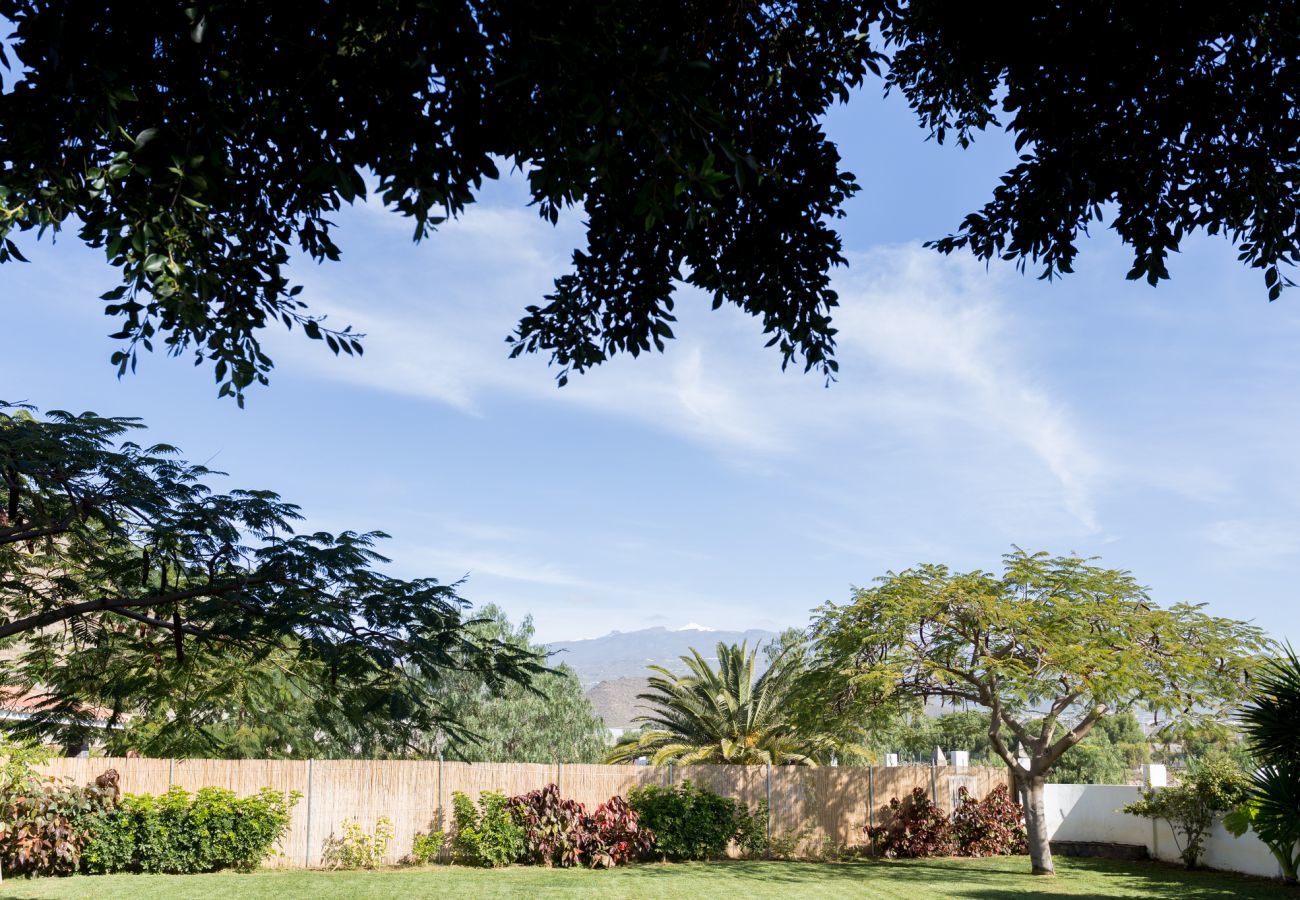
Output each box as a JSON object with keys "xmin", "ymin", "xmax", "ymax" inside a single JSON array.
[
  {"xmin": 834, "ymin": 246, "xmax": 1102, "ymax": 531},
  {"xmin": 272, "ymin": 201, "xmax": 1104, "ymax": 532},
  {"xmin": 1204, "ymin": 519, "xmax": 1300, "ymax": 563}
]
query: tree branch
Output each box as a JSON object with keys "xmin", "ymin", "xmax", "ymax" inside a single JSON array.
[
  {"xmin": 1042, "ymin": 703, "xmax": 1108, "ymax": 767},
  {"xmin": 110, "ymin": 607, "xmax": 208, "ymax": 639},
  {"xmin": 0, "ymin": 512, "xmax": 78, "ymax": 546},
  {"xmin": 0, "ymin": 577, "xmax": 270, "ymax": 639}
]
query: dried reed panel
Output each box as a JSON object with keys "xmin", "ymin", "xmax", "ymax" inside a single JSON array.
[
  {"xmin": 26, "ymin": 758, "xmax": 1009, "ymax": 867},
  {"xmin": 808, "ymin": 767, "xmax": 872, "ymax": 849},
  {"xmin": 305, "ymin": 759, "xmax": 439, "ymax": 867},
  {"xmin": 674, "ymin": 764, "xmax": 765, "ymax": 809},
  {"xmin": 872, "ymin": 764, "xmax": 933, "ymax": 807},
  {"xmin": 38, "ymin": 757, "xmax": 172, "ymax": 795},
  {"xmin": 768, "ymin": 766, "xmax": 822, "ymax": 852},
  {"xmin": 976, "ymin": 765, "xmax": 1016, "ymax": 797},
  {"xmin": 561, "ymin": 763, "xmax": 671, "ymax": 810},
  {"xmin": 440, "ymin": 761, "xmax": 555, "ymax": 811}
]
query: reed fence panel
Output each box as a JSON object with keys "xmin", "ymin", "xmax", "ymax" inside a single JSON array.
[{"xmin": 36, "ymin": 758, "xmax": 1011, "ymax": 867}]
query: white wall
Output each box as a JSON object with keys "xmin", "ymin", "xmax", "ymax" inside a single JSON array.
[{"xmin": 1042, "ymin": 783, "xmax": 1283, "ymax": 880}]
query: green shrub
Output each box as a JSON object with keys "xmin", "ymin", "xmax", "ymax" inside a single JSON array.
[
  {"xmin": 450, "ymin": 790, "xmax": 525, "ymax": 867},
  {"xmin": 1124, "ymin": 754, "xmax": 1251, "ymax": 869},
  {"xmin": 734, "ymin": 798, "xmax": 769, "ymax": 858},
  {"xmin": 627, "ymin": 780, "xmax": 760, "ymax": 861},
  {"xmin": 407, "ymin": 830, "xmax": 445, "ymax": 865},
  {"xmin": 82, "ymin": 786, "xmax": 298, "ymax": 874},
  {"xmin": 321, "ymin": 816, "xmax": 394, "ymax": 870}
]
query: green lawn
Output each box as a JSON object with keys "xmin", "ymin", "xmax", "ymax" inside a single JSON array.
[{"xmin": 0, "ymin": 857, "xmax": 1291, "ymax": 900}]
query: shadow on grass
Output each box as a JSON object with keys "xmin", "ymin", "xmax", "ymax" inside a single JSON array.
[{"xmin": 607, "ymin": 858, "xmax": 1291, "ymax": 899}]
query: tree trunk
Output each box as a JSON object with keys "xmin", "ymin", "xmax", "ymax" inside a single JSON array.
[{"xmin": 1023, "ymin": 776, "xmax": 1054, "ymax": 875}]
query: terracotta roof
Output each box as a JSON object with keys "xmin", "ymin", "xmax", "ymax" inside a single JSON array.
[{"xmin": 0, "ymin": 688, "xmax": 115, "ymax": 724}]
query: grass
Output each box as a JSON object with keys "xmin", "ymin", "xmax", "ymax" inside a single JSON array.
[{"xmin": 0, "ymin": 857, "xmax": 1292, "ymax": 900}]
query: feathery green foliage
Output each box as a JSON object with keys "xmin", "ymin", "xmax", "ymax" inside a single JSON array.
[
  {"xmin": 0, "ymin": 402, "xmax": 543, "ymax": 754},
  {"xmin": 418, "ymin": 605, "xmax": 608, "ymax": 764},
  {"xmin": 809, "ymin": 548, "xmax": 1269, "ymax": 875}
]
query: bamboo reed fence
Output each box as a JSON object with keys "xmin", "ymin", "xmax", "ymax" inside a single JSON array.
[{"xmin": 37, "ymin": 758, "xmax": 1011, "ymax": 867}]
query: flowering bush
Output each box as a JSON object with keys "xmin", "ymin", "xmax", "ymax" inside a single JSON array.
[
  {"xmin": 866, "ymin": 787, "xmax": 955, "ymax": 858},
  {"xmin": 949, "ymin": 785, "xmax": 1027, "ymax": 857}
]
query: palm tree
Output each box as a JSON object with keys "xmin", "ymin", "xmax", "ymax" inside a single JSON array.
[
  {"xmin": 1227, "ymin": 645, "xmax": 1300, "ymax": 885},
  {"xmin": 606, "ymin": 641, "xmax": 841, "ymax": 766}
]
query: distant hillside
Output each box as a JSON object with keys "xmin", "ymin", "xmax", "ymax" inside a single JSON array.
[
  {"xmin": 547, "ymin": 625, "xmax": 779, "ymax": 686},
  {"xmin": 585, "ymin": 676, "xmax": 648, "ymax": 730}
]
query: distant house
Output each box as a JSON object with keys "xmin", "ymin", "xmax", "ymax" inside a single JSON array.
[{"xmin": 0, "ymin": 688, "xmax": 119, "ymax": 756}]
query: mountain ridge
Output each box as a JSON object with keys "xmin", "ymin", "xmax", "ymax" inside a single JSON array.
[
  {"xmin": 546, "ymin": 624, "xmax": 781, "ymax": 729},
  {"xmin": 546, "ymin": 624, "xmax": 780, "ymax": 686}
]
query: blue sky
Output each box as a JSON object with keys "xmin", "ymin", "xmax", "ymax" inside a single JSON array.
[{"xmin": 4, "ymin": 87, "xmax": 1299, "ymax": 645}]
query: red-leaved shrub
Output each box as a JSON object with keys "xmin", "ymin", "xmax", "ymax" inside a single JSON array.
[
  {"xmin": 510, "ymin": 784, "xmax": 587, "ymax": 867},
  {"xmin": 508, "ymin": 784, "xmax": 653, "ymax": 868},
  {"xmin": 866, "ymin": 785, "xmax": 1027, "ymax": 859},
  {"xmin": 0, "ymin": 768, "xmax": 118, "ymax": 876},
  {"xmin": 587, "ymin": 794, "xmax": 654, "ymax": 868},
  {"xmin": 866, "ymin": 787, "xmax": 955, "ymax": 858},
  {"xmin": 950, "ymin": 784, "xmax": 1028, "ymax": 857}
]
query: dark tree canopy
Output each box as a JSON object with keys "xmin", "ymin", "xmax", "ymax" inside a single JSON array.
[
  {"xmin": 0, "ymin": 1, "xmax": 869, "ymax": 400},
  {"xmin": 880, "ymin": 4, "xmax": 1300, "ymax": 296},
  {"xmin": 1, "ymin": 3, "xmax": 1297, "ymax": 401},
  {"xmin": 0, "ymin": 402, "xmax": 544, "ymax": 752}
]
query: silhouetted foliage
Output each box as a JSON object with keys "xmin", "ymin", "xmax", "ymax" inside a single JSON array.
[{"xmin": 3, "ymin": 4, "xmax": 1296, "ymax": 400}]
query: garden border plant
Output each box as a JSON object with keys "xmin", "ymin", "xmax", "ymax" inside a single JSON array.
[
  {"xmin": 1123, "ymin": 754, "xmax": 1251, "ymax": 870},
  {"xmin": 626, "ymin": 779, "xmax": 766, "ymax": 862},
  {"xmin": 867, "ymin": 785, "xmax": 1028, "ymax": 860},
  {"xmin": 82, "ymin": 785, "xmax": 299, "ymax": 874},
  {"xmin": 0, "ymin": 743, "xmax": 298, "ymax": 878},
  {"xmin": 0, "ymin": 744, "xmax": 118, "ymax": 877},
  {"xmin": 320, "ymin": 816, "xmax": 395, "ymax": 871}
]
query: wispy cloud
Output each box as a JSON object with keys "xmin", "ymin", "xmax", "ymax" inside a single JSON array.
[
  {"xmin": 834, "ymin": 246, "xmax": 1103, "ymax": 531},
  {"xmin": 272, "ymin": 201, "xmax": 1104, "ymax": 532},
  {"xmin": 1204, "ymin": 519, "xmax": 1300, "ymax": 564}
]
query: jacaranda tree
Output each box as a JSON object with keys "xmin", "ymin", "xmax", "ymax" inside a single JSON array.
[
  {"xmin": 809, "ymin": 548, "xmax": 1268, "ymax": 876},
  {"xmin": 0, "ymin": 402, "xmax": 544, "ymax": 752}
]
